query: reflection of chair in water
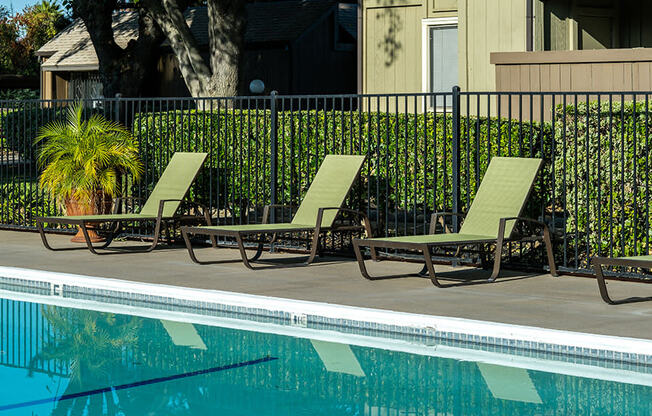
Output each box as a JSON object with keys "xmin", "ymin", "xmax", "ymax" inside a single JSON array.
[
  {"xmin": 310, "ymin": 340, "xmax": 365, "ymax": 377},
  {"xmin": 477, "ymin": 363, "xmax": 542, "ymax": 404},
  {"xmin": 161, "ymin": 320, "xmax": 207, "ymax": 350}
]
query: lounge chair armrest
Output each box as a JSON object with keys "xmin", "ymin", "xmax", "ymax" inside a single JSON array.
[
  {"xmin": 315, "ymin": 207, "xmax": 373, "ymax": 236},
  {"xmin": 498, "ymin": 216, "xmax": 550, "ymax": 238},
  {"xmin": 156, "ymin": 199, "xmax": 208, "ymax": 219},
  {"xmin": 262, "ymin": 204, "xmax": 297, "ymax": 224},
  {"xmin": 112, "ymin": 196, "xmax": 146, "ymax": 214},
  {"xmin": 429, "ymin": 212, "xmax": 466, "ymax": 234}
]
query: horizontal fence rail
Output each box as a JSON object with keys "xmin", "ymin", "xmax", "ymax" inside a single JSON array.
[{"xmin": 1, "ymin": 89, "xmax": 651, "ymax": 278}]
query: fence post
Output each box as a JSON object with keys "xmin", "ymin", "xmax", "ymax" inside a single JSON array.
[
  {"xmin": 114, "ymin": 93, "xmax": 122, "ymax": 123},
  {"xmin": 269, "ymin": 91, "xmax": 278, "ymax": 221},
  {"xmin": 451, "ymin": 85, "xmax": 461, "ymax": 232}
]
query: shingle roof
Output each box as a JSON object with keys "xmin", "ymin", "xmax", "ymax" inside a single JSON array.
[
  {"xmin": 38, "ymin": 11, "xmax": 138, "ymax": 71},
  {"xmin": 37, "ymin": 1, "xmax": 338, "ymax": 71}
]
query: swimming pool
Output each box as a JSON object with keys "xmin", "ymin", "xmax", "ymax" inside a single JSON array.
[{"xmin": 1, "ymin": 294, "xmax": 651, "ymax": 416}]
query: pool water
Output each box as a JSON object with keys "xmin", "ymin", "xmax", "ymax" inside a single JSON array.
[{"xmin": 1, "ymin": 296, "xmax": 650, "ymax": 416}]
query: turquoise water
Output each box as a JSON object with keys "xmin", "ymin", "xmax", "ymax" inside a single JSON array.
[{"xmin": 1, "ymin": 297, "xmax": 651, "ymax": 415}]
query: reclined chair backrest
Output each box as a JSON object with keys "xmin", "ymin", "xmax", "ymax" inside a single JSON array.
[
  {"xmin": 459, "ymin": 157, "xmax": 542, "ymax": 239},
  {"xmin": 140, "ymin": 152, "xmax": 208, "ymax": 218},
  {"xmin": 291, "ymin": 155, "xmax": 366, "ymax": 227}
]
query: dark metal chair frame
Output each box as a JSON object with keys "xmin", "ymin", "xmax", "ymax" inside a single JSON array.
[
  {"xmin": 182, "ymin": 204, "xmax": 375, "ymax": 269},
  {"xmin": 592, "ymin": 257, "xmax": 652, "ymax": 304},
  {"xmin": 36, "ymin": 197, "xmax": 215, "ymax": 255},
  {"xmin": 353, "ymin": 211, "xmax": 557, "ymax": 287}
]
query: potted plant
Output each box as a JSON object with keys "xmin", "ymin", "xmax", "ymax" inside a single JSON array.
[{"xmin": 35, "ymin": 103, "xmax": 143, "ymax": 242}]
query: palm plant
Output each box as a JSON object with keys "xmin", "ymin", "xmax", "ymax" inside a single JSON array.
[{"xmin": 35, "ymin": 102, "xmax": 143, "ymax": 209}]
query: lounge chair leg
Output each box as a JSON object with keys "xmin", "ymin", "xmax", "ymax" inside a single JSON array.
[
  {"xmin": 201, "ymin": 208, "xmax": 217, "ymax": 248},
  {"xmin": 418, "ymin": 265, "xmax": 428, "ymax": 276},
  {"xmin": 542, "ymin": 225, "xmax": 558, "ymax": 277},
  {"xmin": 182, "ymin": 228, "xmax": 202, "ymax": 264},
  {"xmin": 145, "ymin": 218, "xmax": 163, "ymax": 252},
  {"xmin": 361, "ymin": 216, "xmax": 377, "ymax": 261},
  {"xmin": 489, "ymin": 244, "xmax": 503, "ymax": 282},
  {"xmin": 593, "ymin": 261, "xmax": 616, "ymax": 305},
  {"xmin": 80, "ymin": 222, "xmax": 101, "ymax": 255},
  {"xmin": 37, "ymin": 221, "xmax": 55, "ymax": 251},
  {"xmin": 353, "ymin": 241, "xmax": 375, "ymax": 280},
  {"xmin": 249, "ymin": 243, "xmax": 265, "ymax": 262},
  {"xmin": 489, "ymin": 231, "xmax": 506, "ymax": 282},
  {"xmin": 269, "ymin": 233, "xmax": 278, "ymax": 252},
  {"xmin": 235, "ymin": 234, "xmax": 254, "ymax": 270},
  {"xmin": 305, "ymin": 230, "xmax": 321, "ymax": 265},
  {"xmin": 422, "ymin": 245, "xmax": 442, "ymax": 287}
]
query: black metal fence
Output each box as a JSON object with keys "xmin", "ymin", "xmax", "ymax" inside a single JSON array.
[{"xmin": 1, "ymin": 88, "xmax": 651, "ymax": 277}]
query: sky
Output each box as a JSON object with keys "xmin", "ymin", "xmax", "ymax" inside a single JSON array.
[{"xmin": 5, "ymin": 0, "xmax": 46, "ymax": 13}]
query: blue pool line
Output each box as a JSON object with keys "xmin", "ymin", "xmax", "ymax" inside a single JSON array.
[{"xmin": 0, "ymin": 356, "xmax": 278, "ymax": 412}]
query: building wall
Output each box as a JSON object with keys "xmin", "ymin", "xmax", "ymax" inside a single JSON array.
[
  {"xmin": 362, "ymin": 0, "xmax": 528, "ymax": 96},
  {"xmin": 458, "ymin": 0, "xmax": 527, "ymax": 92},
  {"xmin": 493, "ymin": 49, "xmax": 652, "ymax": 92},
  {"xmin": 40, "ymin": 70, "xmax": 69, "ymax": 100},
  {"xmin": 362, "ymin": 0, "xmax": 426, "ymax": 95}
]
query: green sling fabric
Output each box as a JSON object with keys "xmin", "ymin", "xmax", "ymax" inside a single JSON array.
[
  {"xmin": 459, "ymin": 157, "xmax": 541, "ymax": 239},
  {"xmin": 139, "ymin": 152, "xmax": 208, "ymax": 218},
  {"xmin": 365, "ymin": 233, "xmax": 495, "ymax": 244},
  {"xmin": 363, "ymin": 157, "xmax": 541, "ymax": 244},
  {"xmin": 190, "ymin": 223, "xmax": 314, "ymax": 232},
  {"xmin": 51, "ymin": 213, "xmax": 155, "ymax": 221},
  {"xmin": 620, "ymin": 255, "xmax": 652, "ymax": 261},
  {"xmin": 290, "ymin": 155, "xmax": 366, "ymax": 227}
]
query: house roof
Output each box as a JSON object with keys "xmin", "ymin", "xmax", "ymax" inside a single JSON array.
[{"xmin": 37, "ymin": 1, "xmax": 345, "ymax": 72}]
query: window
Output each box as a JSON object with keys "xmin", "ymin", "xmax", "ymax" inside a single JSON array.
[{"xmin": 422, "ymin": 18, "xmax": 458, "ymax": 108}]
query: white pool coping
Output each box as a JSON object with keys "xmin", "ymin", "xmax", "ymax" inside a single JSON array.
[{"xmin": 0, "ymin": 266, "xmax": 651, "ymax": 368}]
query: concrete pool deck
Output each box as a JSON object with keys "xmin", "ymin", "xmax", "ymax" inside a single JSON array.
[{"xmin": 1, "ymin": 230, "xmax": 651, "ymax": 340}]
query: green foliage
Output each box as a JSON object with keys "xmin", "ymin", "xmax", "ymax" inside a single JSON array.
[
  {"xmin": 553, "ymin": 101, "xmax": 652, "ymax": 260},
  {"xmin": 133, "ymin": 109, "xmax": 545, "ymax": 230},
  {"xmin": 0, "ymin": 104, "xmax": 65, "ymax": 152},
  {"xmin": 0, "ymin": 88, "xmax": 39, "ymax": 100},
  {"xmin": 0, "ymin": 1, "xmax": 69, "ymax": 76},
  {"xmin": 35, "ymin": 103, "xmax": 143, "ymax": 205},
  {"xmin": 0, "ymin": 176, "xmax": 60, "ymax": 225}
]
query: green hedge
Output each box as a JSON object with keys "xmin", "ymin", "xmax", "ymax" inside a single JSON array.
[
  {"xmin": 553, "ymin": 101, "xmax": 652, "ymax": 261},
  {"xmin": 0, "ymin": 105, "xmax": 66, "ymax": 154},
  {"xmin": 133, "ymin": 110, "xmax": 545, "ymax": 231}
]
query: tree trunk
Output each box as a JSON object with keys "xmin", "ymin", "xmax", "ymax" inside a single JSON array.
[
  {"xmin": 71, "ymin": 0, "xmax": 163, "ymax": 98},
  {"xmin": 144, "ymin": 0, "xmax": 247, "ymax": 98},
  {"xmin": 206, "ymin": 0, "xmax": 246, "ymax": 97}
]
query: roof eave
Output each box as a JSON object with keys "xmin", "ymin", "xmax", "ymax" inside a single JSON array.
[{"xmin": 41, "ymin": 64, "xmax": 100, "ymax": 72}]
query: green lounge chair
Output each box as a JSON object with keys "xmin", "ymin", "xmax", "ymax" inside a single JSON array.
[
  {"xmin": 181, "ymin": 154, "xmax": 373, "ymax": 269},
  {"xmin": 36, "ymin": 152, "xmax": 213, "ymax": 254},
  {"xmin": 592, "ymin": 256, "xmax": 652, "ymax": 304},
  {"xmin": 352, "ymin": 157, "xmax": 557, "ymax": 287}
]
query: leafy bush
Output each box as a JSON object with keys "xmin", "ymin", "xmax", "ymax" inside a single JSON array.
[
  {"xmin": 0, "ymin": 105, "xmax": 65, "ymax": 155},
  {"xmin": 553, "ymin": 101, "xmax": 652, "ymax": 262},
  {"xmin": 0, "ymin": 89, "xmax": 39, "ymax": 100},
  {"xmin": 0, "ymin": 177, "xmax": 60, "ymax": 226},
  {"xmin": 133, "ymin": 109, "xmax": 546, "ymax": 233}
]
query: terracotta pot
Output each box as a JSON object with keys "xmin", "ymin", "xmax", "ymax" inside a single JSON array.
[{"xmin": 65, "ymin": 192, "xmax": 112, "ymax": 243}]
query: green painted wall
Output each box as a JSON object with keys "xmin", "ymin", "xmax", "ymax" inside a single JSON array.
[
  {"xmin": 363, "ymin": 1, "xmax": 424, "ymax": 94},
  {"xmin": 362, "ymin": 0, "xmax": 527, "ymax": 95},
  {"xmin": 458, "ymin": 0, "xmax": 527, "ymax": 92}
]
